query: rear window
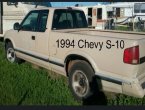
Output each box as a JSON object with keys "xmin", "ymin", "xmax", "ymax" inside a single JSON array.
[{"xmin": 52, "ymin": 9, "xmax": 88, "ymax": 30}]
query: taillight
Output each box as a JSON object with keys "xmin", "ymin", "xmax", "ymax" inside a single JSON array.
[{"xmin": 123, "ymin": 45, "xmax": 139, "ymax": 64}]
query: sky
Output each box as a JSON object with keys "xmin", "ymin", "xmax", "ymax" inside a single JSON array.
[{"xmin": 49, "ymin": 2, "xmax": 108, "ymax": 7}]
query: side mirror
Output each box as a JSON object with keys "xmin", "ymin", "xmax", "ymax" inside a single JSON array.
[{"xmin": 13, "ymin": 22, "xmax": 20, "ymax": 30}]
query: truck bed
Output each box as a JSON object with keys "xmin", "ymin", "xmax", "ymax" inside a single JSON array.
[
  {"xmin": 55, "ymin": 29, "xmax": 145, "ymax": 40},
  {"xmin": 52, "ymin": 28, "xmax": 145, "ymax": 78}
]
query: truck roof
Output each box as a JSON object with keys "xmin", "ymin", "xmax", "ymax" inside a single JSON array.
[{"xmin": 30, "ymin": 7, "xmax": 83, "ymax": 11}]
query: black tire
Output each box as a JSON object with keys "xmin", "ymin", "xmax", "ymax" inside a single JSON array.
[
  {"xmin": 5, "ymin": 42, "xmax": 22, "ymax": 63},
  {"xmin": 68, "ymin": 60, "xmax": 98, "ymax": 101}
]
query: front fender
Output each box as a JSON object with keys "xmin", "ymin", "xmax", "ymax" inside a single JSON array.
[{"xmin": 4, "ymin": 30, "xmax": 17, "ymax": 49}]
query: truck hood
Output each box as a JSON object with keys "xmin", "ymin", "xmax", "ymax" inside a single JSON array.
[{"xmin": 54, "ymin": 29, "xmax": 145, "ymax": 40}]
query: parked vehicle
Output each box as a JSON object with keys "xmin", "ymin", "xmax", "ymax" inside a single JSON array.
[{"xmin": 4, "ymin": 7, "xmax": 145, "ymax": 100}]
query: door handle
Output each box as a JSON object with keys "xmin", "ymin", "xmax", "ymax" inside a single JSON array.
[{"xmin": 31, "ymin": 36, "xmax": 35, "ymax": 40}]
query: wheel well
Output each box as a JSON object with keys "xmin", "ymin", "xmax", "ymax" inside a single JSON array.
[
  {"xmin": 5, "ymin": 39, "xmax": 12, "ymax": 49},
  {"xmin": 65, "ymin": 54, "xmax": 94, "ymax": 76}
]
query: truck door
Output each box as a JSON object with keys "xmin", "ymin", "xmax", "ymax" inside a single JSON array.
[
  {"xmin": 14, "ymin": 10, "xmax": 39, "ymax": 55},
  {"xmin": 34, "ymin": 10, "xmax": 51, "ymax": 70},
  {"xmin": 35, "ymin": 10, "xmax": 50, "ymax": 60}
]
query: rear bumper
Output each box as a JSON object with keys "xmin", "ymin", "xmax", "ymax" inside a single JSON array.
[
  {"xmin": 97, "ymin": 72, "xmax": 145, "ymax": 98},
  {"xmin": 122, "ymin": 80, "xmax": 145, "ymax": 98}
]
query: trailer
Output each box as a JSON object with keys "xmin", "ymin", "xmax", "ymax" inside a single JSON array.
[
  {"xmin": 73, "ymin": 2, "xmax": 145, "ymax": 30},
  {"xmin": 0, "ymin": 2, "xmax": 51, "ymax": 38}
]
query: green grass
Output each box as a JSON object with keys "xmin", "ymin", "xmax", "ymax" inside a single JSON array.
[
  {"xmin": 0, "ymin": 42, "xmax": 145, "ymax": 105},
  {"xmin": 115, "ymin": 25, "xmax": 145, "ymax": 32},
  {"xmin": 115, "ymin": 26, "xmax": 131, "ymax": 31},
  {"xmin": 0, "ymin": 42, "xmax": 79, "ymax": 105}
]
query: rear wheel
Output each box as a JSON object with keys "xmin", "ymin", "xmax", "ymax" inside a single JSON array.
[
  {"xmin": 68, "ymin": 60, "xmax": 98, "ymax": 101},
  {"xmin": 5, "ymin": 42, "xmax": 22, "ymax": 63}
]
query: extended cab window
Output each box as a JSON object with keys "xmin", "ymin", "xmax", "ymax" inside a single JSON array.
[
  {"xmin": 52, "ymin": 9, "xmax": 88, "ymax": 30},
  {"xmin": 21, "ymin": 11, "xmax": 39, "ymax": 31}
]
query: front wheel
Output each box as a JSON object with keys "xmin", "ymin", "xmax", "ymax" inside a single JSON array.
[
  {"xmin": 5, "ymin": 42, "xmax": 22, "ymax": 63},
  {"xmin": 68, "ymin": 60, "xmax": 98, "ymax": 101}
]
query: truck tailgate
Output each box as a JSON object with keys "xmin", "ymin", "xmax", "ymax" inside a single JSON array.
[{"xmin": 138, "ymin": 39, "xmax": 145, "ymax": 79}]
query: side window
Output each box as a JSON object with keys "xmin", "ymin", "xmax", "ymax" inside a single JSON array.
[
  {"xmin": 52, "ymin": 10, "xmax": 73, "ymax": 29},
  {"xmin": 58, "ymin": 12, "xmax": 73, "ymax": 29},
  {"xmin": 52, "ymin": 9, "xmax": 87, "ymax": 29},
  {"xmin": 38, "ymin": 10, "xmax": 49, "ymax": 32},
  {"xmin": 59, "ymin": 13, "xmax": 67, "ymax": 22},
  {"xmin": 21, "ymin": 11, "xmax": 39, "ymax": 31},
  {"xmin": 76, "ymin": 12, "xmax": 84, "ymax": 28},
  {"xmin": 66, "ymin": 13, "xmax": 73, "ymax": 28}
]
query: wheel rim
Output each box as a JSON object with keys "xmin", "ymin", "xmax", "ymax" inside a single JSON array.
[
  {"xmin": 72, "ymin": 70, "xmax": 89, "ymax": 97},
  {"xmin": 7, "ymin": 48, "xmax": 15, "ymax": 63}
]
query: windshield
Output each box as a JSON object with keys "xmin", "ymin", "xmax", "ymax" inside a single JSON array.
[{"xmin": 52, "ymin": 9, "xmax": 88, "ymax": 30}]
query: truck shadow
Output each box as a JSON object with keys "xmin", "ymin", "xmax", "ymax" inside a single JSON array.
[
  {"xmin": 82, "ymin": 91, "xmax": 107, "ymax": 105},
  {"xmin": 82, "ymin": 76, "xmax": 108, "ymax": 105},
  {"xmin": 0, "ymin": 38, "xmax": 4, "ymax": 42}
]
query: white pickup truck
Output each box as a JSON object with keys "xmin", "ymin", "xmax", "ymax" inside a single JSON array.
[{"xmin": 4, "ymin": 7, "xmax": 145, "ymax": 100}]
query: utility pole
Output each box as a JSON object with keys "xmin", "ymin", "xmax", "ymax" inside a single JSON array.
[{"xmin": 0, "ymin": 2, "xmax": 3, "ymax": 34}]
